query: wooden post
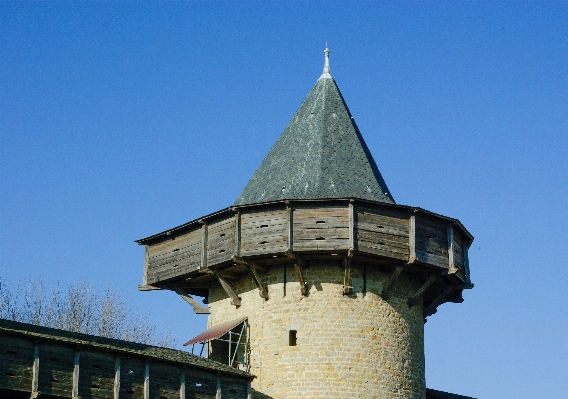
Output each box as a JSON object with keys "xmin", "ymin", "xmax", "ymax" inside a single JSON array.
[
  {"xmin": 72, "ymin": 350, "xmax": 80, "ymax": 399},
  {"xmin": 247, "ymin": 380, "xmax": 252, "ymax": 399},
  {"xmin": 348, "ymin": 200, "xmax": 355, "ymax": 250},
  {"xmin": 216, "ymin": 374, "xmax": 222, "ymax": 399},
  {"xmin": 464, "ymin": 240, "xmax": 471, "ymax": 284},
  {"xmin": 286, "ymin": 203, "xmax": 293, "ymax": 251},
  {"xmin": 200, "ymin": 221, "xmax": 208, "ymax": 270},
  {"xmin": 342, "ymin": 248, "xmax": 354, "ymax": 295},
  {"xmin": 234, "ymin": 211, "xmax": 241, "ymax": 257},
  {"xmin": 31, "ymin": 341, "xmax": 40, "ymax": 398},
  {"xmin": 409, "ymin": 211, "xmax": 416, "ymax": 263},
  {"xmin": 180, "ymin": 369, "xmax": 186, "ymax": 399},
  {"xmin": 447, "ymin": 224, "xmax": 455, "ymax": 273},
  {"xmin": 381, "ymin": 266, "xmax": 403, "ymax": 300},
  {"xmin": 408, "ymin": 275, "xmax": 437, "ymax": 307},
  {"xmin": 144, "ymin": 361, "xmax": 150, "ymax": 399},
  {"xmin": 174, "ymin": 288, "xmax": 210, "ymax": 314},
  {"xmin": 114, "ymin": 357, "xmax": 121, "ymax": 399},
  {"xmin": 142, "ymin": 246, "xmax": 149, "ymax": 287}
]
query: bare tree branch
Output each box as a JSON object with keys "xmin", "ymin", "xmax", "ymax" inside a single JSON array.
[{"xmin": 0, "ymin": 277, "xmax": 176, "ymax": 348}]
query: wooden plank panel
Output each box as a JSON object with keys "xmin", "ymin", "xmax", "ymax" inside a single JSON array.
[
  {"xmin": 220, "ymin": 375, "xmax": 249, "ymax": 399},
  {"xmin": 292, "ymin": 207, "xmax": 349, "ymax": 251},
  {"xmin": 415, "ymin": 215, "xmax": 449, "ymax": 268},
  {"xmin": 293, "ymin": 238, "xmax": 350, "ymax": 251},
  {"xmin": 356, "ymin": 229, "xmax": 410, "ymax": 260},
  {"xmin": 0, "ymin": 335, "xmax": 34, "ymax": 392},
  {"xmin": 119, "ymin": 356, "xmax": 146, "ymax": 399},
  {"xmin": 355, "ymin": 230, "xmax": 409, "ymax": 247},
  {"xmin": 415, "ymin": 250, "xmax": 448, "ymax": 268},
  {"xmin": 452, "ymin": 229, "xmax": 465, "ymax": 273},
  {"xmin": 38, "ymin": 342, "xmax": 75, "ymax": 398},
  {"xmin": 356, "ymin": 211, "xmax": 409, "ymax": 234},
  {"xmin": 148, "ymin": 362, "xmax": 181, "ymax": 399},
  {"xmin": 184, "ymin": 369, "xmax": 217, "ymax": 399},
  {"xmin": 293, "ymin": 229, "xmax": 349, "ymax": 240},
  {"xmin": 355, "ymin": 208, "xmax": 410, "ymax": 260},
  {"xmin": 146, "ymin": 229, "xmax": 202, "ymax": 284},
  {"xmin": 207, "ymin": 216, "xmax": 236, "ymax": 266},
  {"xmin": 79, "ymin": 350, "xmax": 116, "ymax": 399},
  {"xmin": 240, "ymin": 209, "xmax": 288, "ymax": 256}
]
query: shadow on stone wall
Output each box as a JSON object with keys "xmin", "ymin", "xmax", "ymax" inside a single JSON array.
[{"xmin": 251, "ymin": 388, "xmax": 275, "ymax": 399}]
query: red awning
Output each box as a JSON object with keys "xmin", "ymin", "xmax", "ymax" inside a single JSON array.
[{"xmin": 183, "ymin": 317, "xmax": 247, "ymax": 346}]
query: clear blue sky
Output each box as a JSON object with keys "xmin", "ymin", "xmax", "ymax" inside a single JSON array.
[{"xmin": 1, "ymin": 2, "xmax": 567, "ymax": 398}]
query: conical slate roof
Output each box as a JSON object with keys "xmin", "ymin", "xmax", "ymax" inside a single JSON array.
[{"xmin": 235, "ymin": 49, "xmax": 394, "ymax": 206}]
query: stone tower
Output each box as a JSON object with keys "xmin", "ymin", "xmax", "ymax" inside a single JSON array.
[{"xmin": 137, "ymin": 48, "xmax": 473, "ymax": 399}]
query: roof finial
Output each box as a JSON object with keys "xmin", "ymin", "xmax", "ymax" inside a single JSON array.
[{"xmin": 320, "ymin": 44, "xmax": 332, "ymax": 79}]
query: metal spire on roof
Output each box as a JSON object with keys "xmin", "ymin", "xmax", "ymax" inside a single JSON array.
[{"xmin": 320, "ymin": 45, "xmax": 332, "ymax": 79}]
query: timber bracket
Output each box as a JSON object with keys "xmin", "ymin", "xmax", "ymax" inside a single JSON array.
[
  {"xmin": 381, "ymin": 265, "xmax": 404, "ymax": 300},
  {"xmin": 211, "ymin": 269, "xmax": 242, "ymax": 306},
  {"xmin": 284, "ymin": 249, "xmax": 308, "ymax": 296},
  {"xmin": 423, "ymin": 285, "xmax": 453, "ymax": 318},
  {"xmin": 232, "ymin": 256, "xmax": 269, "ymax": 300},
  {"xmin": 408, "ymin": 275, "xmax": 438, "ymax": 307},
  {"xmin": 174, "ymin": 288, "xmax": 210, "ymax": 314}
]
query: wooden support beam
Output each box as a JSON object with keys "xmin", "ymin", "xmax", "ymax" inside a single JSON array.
[
  {"xmin": 409, "ymin": 211, "xmax": 417, "ymax": 263},
  {"xmin": 348, "ymin": 200, "xmax": 355, "ymax": 250},
  {"xmin": 219, "ymin": 270, "xmax": 241, "ymax": 281},
  {"xmin": 72, "ymin": 350, "xmax": 80, "ymax": 399},
  {"xmin": 180, "ymin": 369, "xmax": 186, "ymax": 399},
  {"xmin": 144, "ymin": 361, "xmax": 150, "ymax": 399},
  {"xmin": 233, "ymin": 256, "xmax": 268, "ymax": 299},
  {"xmin": 174, "ymin": 288, "xmax": 210, "ymax": 314},
  {"xmin": 234, "ymin": 211, "xmax": 241, "ymax": 256},
  {"xmin": 284, "ymin": 250, "xmax": 307, "ymax": 296},
  {"xmin": 211, "ymin": 269, "xmax": 242, "ymax": 306},
  {"xmin": 423, "ymin": 286, "xmax": 453, "ymax": 318},
  {"xmin": 286, "ymin": 203, "xmax": 293, "ymax": 251},
  {"xmin": 200, "ymin": 221, "xmax": 208, "ymax": 270},
  {"xmin": 31, "ymin": 341, "xmax": 40, "ymax": 399},
  {"xmin": 138, "ymin": 284, "xmax": 162, "ymax": 291},
  {"xmin": 381, "ymin": 266, "xmax": 403, "ymax": 300},
  {"xmin": 114, "ymin": 357, "xmax": 121, "ymax": 399},
  {"xmin": 463, "ymin": 240, "xmax": 471, "ymax": 284},
  {"xmin": 408, "ymin": 275, "xmax": 438, "ymax": 307},
  {"xmin": 142, "ymin": 246, "xmax": 149, "ymax": 287},
  {"xmin": 216, "ymin": 374, "xmax": 222, "ymax": 399},
  {"xmin": 247, "ymin": 380, "xmax": 252, "ymax": 399},
  {"xmin": 342, "ymin": 248, "xmax": 354, "ymax": 295},
  {"xmin": 447, "ymin": 224, "xmax": 456, "ymax": 273}
]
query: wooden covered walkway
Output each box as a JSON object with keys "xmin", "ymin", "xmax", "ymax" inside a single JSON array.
[{"xmin": 0, "ymin": 319, "xmax": 252, "ymax": 399}]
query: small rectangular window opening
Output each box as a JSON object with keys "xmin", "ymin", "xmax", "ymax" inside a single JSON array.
[{"xmin": 289, "ymin": 330, "xmax": 297, "ymax": 346}]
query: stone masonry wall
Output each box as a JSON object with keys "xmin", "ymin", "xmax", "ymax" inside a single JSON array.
[{"xmin": 208, "ymin": 259, "xmax": 425, "ymax": 399}]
